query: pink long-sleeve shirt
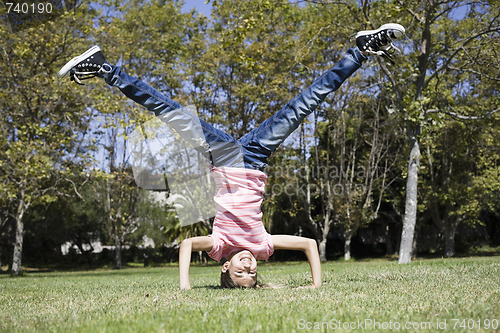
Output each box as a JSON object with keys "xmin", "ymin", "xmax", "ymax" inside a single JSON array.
[{"xmin": 207, "ymin": 166, "xmax": 274, "ymax": 261}]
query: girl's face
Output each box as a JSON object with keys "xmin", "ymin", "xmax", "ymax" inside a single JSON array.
[{"xmin": 222, "ymin": 250, "xmax": 258, "ymax": 287}]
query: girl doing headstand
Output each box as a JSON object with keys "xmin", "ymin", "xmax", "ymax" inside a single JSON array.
[{"xmin": 59, "ymin": 23, "xmax": 405, "ymax": 289}]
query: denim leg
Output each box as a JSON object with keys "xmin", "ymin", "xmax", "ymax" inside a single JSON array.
[
  {"xmin": 239, "ymin": 47, "xmax": 367, "ymax": 170},
  {"xmin": 101, "ymin": 66, "xmax": 245, "ymax": 168}
]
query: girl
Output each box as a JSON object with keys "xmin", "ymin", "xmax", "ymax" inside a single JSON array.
[{"xmin": 58, "ymin": 23, "xmax": 405, "ymax": 289}]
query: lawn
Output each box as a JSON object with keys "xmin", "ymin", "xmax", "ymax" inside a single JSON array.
[{"xmin": 1, "ymin": 256, "xmax": 499, "ymax": 332}]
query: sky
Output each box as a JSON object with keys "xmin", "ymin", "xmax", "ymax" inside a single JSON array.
[{"xmin": 181, "ymin": 0, "xmax": 213, "ymax": 16}]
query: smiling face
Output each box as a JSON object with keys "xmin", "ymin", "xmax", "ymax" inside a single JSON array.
[{"xmin": 221, "ymin": 250, "xmax": 258, "ymax": 288}]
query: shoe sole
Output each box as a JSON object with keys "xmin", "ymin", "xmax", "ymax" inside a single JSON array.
[
  {"xmin": 57, "ymin": 45, "xmax": 101, "ymax": 78},
  {"xmin": 356, "ymin": 23, "xmax": 405, "ymax": 38}
]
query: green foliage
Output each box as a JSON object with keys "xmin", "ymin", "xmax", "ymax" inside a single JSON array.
[
  {"xmin": 0, "ymin": 10, "xmax": 95, "ymax": 203},
  {"xmin": 193, "ymin": 0, "xmax": 339, "ymax": 137},
  {"xmin": 0, "ymin": 5, "xmax": 102, "ymax": 273},
  {"xmin": 1, "ymin": 0, "xmax": 498, "ymax": 267}
]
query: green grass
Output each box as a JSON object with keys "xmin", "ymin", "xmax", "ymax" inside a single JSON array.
[{"xmin": 1, "ymin": 257, "xmax": 499, "ymax": 332}]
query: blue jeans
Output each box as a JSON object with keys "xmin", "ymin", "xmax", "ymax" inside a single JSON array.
[{"xmin": 102, "ymin": 47, "xmax": 366, "ymax": 171}]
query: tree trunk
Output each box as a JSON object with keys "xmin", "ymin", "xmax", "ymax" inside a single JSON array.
[
  {"xmin": 11, "ymin": 194, "xmax": 27, "ymax": 276},
  {"xmin": 444, "ymin": 227, "xmax": 455, "ymax": 257},
  {"xmin": 0, "ymin": 242, "xmax": 3, "ymax": 273},
  {"xmin": 399, "ymin": 135, "xmax": 420, "ymax": 264},
  {"xmin": 444, "ymin": 217, "xmax": 459, "ymax": 257},
  {"xmin": 198, "ymin": 251, "xmax": 207, "ymax": 264},
  {"xmin": 114, "ymin": 237, "xmax": 122, "ymax": 269},
  {"xmin": 385, "ymin": 222, "xmax": 393, "ymax": 255},
  {"xmin": 318, "ymin": 215, "xmax": 332, "ymax": 262},
  {"xmin": 318, "ymin": 238, "xmax": 327, "ymax": 262},
  {"xmin": 411, "ymin": 224, "xmax": 419, "ymax": 260},
  {"xmin": 344, "ymin": 232, "xmax": 352, "ymax": 261}
]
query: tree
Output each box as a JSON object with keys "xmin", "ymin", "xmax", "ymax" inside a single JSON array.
[
  {"xmin": 191, "ymin": 0, "xmax": 311, "ymax": 137},
  {"xmin": 80, "ymin": 0, "xmax": 209, "ymax": 268},
  {"xmin": 419, "ymin": 53, "xmax": 499, "ymax": 256},
  {"xmin": 0, "ymin": 8, "xmax": 98, "ymax": 275},
  {"xmin": 394, "ymin": 0, "xmax": 499, "ymax": 262},
  {"xmin": 347, "ymin": 0, "xmax": 499, "ymax": 262},
  {"xmin": 86, "ymin": 112, "xmax": 142, "ymax": 269}
]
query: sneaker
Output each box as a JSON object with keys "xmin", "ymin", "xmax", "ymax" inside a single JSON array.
[
  {"xmin": 57, "ymin": 46, "xmax": 111, "ymax": 85},
  {"xmin": 356, "ymin": 23, "xmax": 405, "ymax": 63}
]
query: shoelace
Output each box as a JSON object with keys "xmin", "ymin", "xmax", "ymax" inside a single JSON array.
[
  {"xmin": 70, "ymin": 70, "xmax": 99, "ymax": 85},
  {"xmin": 70, "ymin": 63, "xmax": 111, "ymax": 85},
  {"xmin": 364, "ymin": 31, "xmax": 402, "ymax": 64}
]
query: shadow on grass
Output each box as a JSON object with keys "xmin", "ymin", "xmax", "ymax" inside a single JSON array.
[
  {"xmin": 416, "ymin": 245, "xmax": 500, "ymax": 260},
  {"xmin": 0, "ymin": 265, "xmax": 182, "ymax": 280},
  {"xmin": 4, "ymin": 246, "xmax": 498, "ymax": 279},
  {"xmin": 193, "ymin": 285, "xmax": 222, "ymax": 290}
]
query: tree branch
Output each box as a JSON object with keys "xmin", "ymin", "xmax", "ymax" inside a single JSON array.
[
  {"xmin": 425, "ymin": 26, "xmax": 500, "ymax": 88},
  {"xmin": 300, "ymin": 0, "xmax": 352, "ymax": 7},
  {"xmin": 397, "ymin": 0, "xmax": 425, "ymax": 24},
  {"xmin": 448, "ymin": 65, "xmax": 500, "ymax": 82},
  {"xmin": 425, "ymin": 107, "xmax": 500, "ymax": 120}
]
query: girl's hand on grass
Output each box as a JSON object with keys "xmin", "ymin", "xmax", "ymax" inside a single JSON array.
[
  {"xmin": 179, "ymin": 236, "xmax": 212, "ymax": 290},
  {"xmin": 271, "ymin": 236, "xmax": 322, "ymax": 289}
]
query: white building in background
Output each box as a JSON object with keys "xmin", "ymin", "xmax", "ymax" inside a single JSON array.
[{"xmin": 60, "ymin": 235, "xmax": 155, "ymax": 255}]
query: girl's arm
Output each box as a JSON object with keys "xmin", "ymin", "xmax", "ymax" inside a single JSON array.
[
  {"xmin": 271, "ymin": 235, "xmax": 322, "ymax": 288},
  {"xmin": 179, "ymin": 236, "xmax": 213, "ymax": 290}
]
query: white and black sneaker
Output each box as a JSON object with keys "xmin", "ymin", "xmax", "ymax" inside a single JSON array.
[
  {"xmin": 58, "ymin": 46, "xmax": 112, "ymax": 85},
  {"xmin": 356, "ymin": 23, "xmax": 405, "ymax": 63}
]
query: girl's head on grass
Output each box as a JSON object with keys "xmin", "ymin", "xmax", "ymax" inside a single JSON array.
[{"xmin": 220, "ymin": 250, "xmax": 258, "ymax": 288}]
